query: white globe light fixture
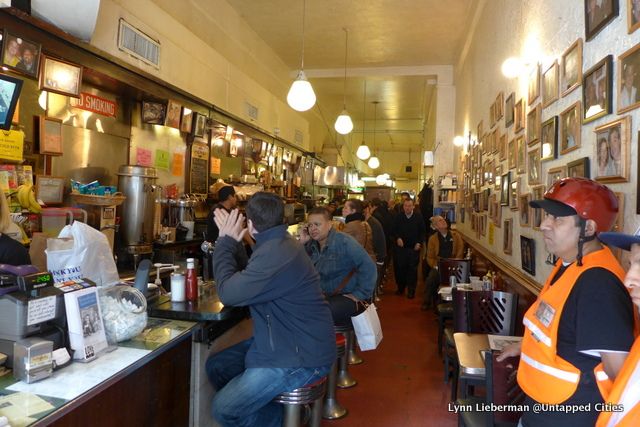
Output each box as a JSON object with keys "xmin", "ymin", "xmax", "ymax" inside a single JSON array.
[
  {"xmin": 368, "ymin": 156, "xmax": 380, "ymax": 169},
  {"xmin": 334, "ymin": 110, "xmax": 354, "ymax": 134},
  {"xmin": 356, "ymin": 142, "xmax": 371, "ymax": 160},
  {"xmin": 375, "ymin": 174, "xmax": 387, "ymax": 185},
  {"xmin": 287, "ymin": 0, "xmax": 316, "ymax": 112}
]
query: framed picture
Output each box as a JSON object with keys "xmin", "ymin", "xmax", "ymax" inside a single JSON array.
[
  {"xmin": 561, "ymin": 38, "xmax": 583, "ymax": 97},
  {"xmin": 515, "ymin": 99, "xmax": 525, "ymax": 131},
  {"xmin": 527, "ymin": 104, "xmax": 541, "ymax": 145},
  {"xmin": 495, "ymin": 91, "xmax": 504, "ymax": 121},
  {"xmin": 520, "ymin": 236, "xmax": 536, "ymax": 276},
  {"xmin": 164, "ymin": 99, "xmax": 182, "ymax": 129},
  {"xmin": 528, "ymin": 63, "xmax": 541, "ymax": 105},
  {"xmin": 618, "ymin": 43, "xmax": 640, "ymax": 113},
  {"xmin": 585, "ymin": 0, "xmax": 619, "ymax": 41},
  {"xmin": 593, "ymin": 115, "xmax": 630, "ymax": 182},
  {"xmin": 542, "ymin": 61, "xmax": 559, "ymax": 107},
  {"xmin": 519, "ymin": 193, "xmax": 531, "ymax": 227},
  {"xmin": 0, "ymin": 73, "xmax": 23, "ymax": 130},
  {"xmin": 505, "ymin": 92, "xmax": 515, "ymax": 128},
  {"xmin": 541, "ymin": 116, "xmax": 558, "ymax": 161},
  {"xmin": 142, "ymin": 100, "xmax": 167, "ymax": 125},
  {"xmin": 480, "ymin": 214, "xmax": 487, "ymax": 237},
  {"xmin": 180, "ymin": 107, "xmax": 193, "ymax": 133},
  {"xmin": 500, "ymin": 171, "xmax": 510, "ymax": 206},
  {"xmin": 38, "ymin": 55, "xmax": 82, "ymax": 98},
  {"xmin": 613, "ymin": 192, "xmax": 624, "ymax": 232},
  {"xmin": 560, "ymin": 101, "xmax": 581, "ymax": 154},
  {"xmin": 36, "ymin": 176, "xmax": 66, "ymax": 205},
  {"xmin": 582, "ymin": 55, "xmax": 612, "ymax": 123},
  {"xmin": 527, "ymin": 148, "xmax": 541, "ymax": 185},
  {"xmin": 39, "ymin": 116, "xmax": 63, "ymax": 156},
  {"xmin": 494, "ymin": 164, "xmax": 503, "ymax": 191},
  {"xmin": 567, "ymin": 156, "xmax": 590, "ymax": 178},
  {"xmin": 547, "ymin": 166, "xmax": 567, "ymax": 188},
  {"xmin": 193, "ymin": 113, "xmax": 206, "ymax": 137},
  {"xmin": 1, "ymin": 31, "xmax": 40, "ymax": 78},
  {"xmin": 477, "ymin": 120, "xmax": 484, "ymax": 141},
  {"xmin": 516, "ymin": 135, "xmax": 526, "ymax": 175},
  {"xmin": 531, "ymin": 185, "xmax": 546, "ymax": 230},
  {"xmin": 499, "ymin": 133, "xmax": 507, "ymax": 161},
  {"xmin": 510, "ymin": 177, "xmax": 519, "ymax": 210},
  {"xmin": 508, "ymin": 138, "xmax": 516, "ymax": 170},
  {"xmin": 490, "ymin": 103, "xmax": 496, "ymax": 127},
  {"xmin": 628, "ymin": 0, "xmax": 640, "ymax": 33},
  {"xmin": 503, "ymin": 219, "xmax": 513, "ymax": 255},
  {"xmin": 493, "ymin": 194, "xmax": 502, "ymax": 225}
]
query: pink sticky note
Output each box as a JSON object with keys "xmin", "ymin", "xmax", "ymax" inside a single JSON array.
[{"xmin": 136, "ymin": 147, "xmax": 152, "ymax": 166}]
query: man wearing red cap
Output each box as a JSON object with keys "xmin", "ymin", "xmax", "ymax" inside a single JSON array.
[{"xmin": 498, "ymin": 177, "xmax": 635, "ymax": 426}]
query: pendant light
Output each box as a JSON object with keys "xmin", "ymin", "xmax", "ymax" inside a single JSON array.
[
  {"xmin": 356, "ymin": 80, "xmax": 371, "ymax": 160},
  {"xmin": 334, "ymin": 28, "xmax": 353, "ymax": 134},
  {"xmin": 287, "ymin": 0, "xmax": 316, "ymax": 111},
  {"xmin": 368, "ymin": 101, "xmax": 380, "ymax": 169}
]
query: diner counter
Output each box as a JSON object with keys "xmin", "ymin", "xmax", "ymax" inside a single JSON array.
[{"xmin": 0, "ymin": 318, "xmax": 197, "ymax": 427}]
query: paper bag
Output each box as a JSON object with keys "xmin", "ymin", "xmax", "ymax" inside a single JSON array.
[
  {"xmin": 46, "ymin": 221, "xmax": 119, "ymax": 286},
  {"xmin": 351, "ymin": 303, "xmax": 383, "ymax": 351}
]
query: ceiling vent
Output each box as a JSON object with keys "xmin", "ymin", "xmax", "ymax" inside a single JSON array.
[
  {"xmin": 294, "ymin": 129, "xmax": 304, "ymax": 145},
  {"xmin": 118, "ymin": 19, "xmax": 160, "ymax": 69},
  {"xmin": 245, "ymin": 102, "xmax": 259, "ymax": 121}
]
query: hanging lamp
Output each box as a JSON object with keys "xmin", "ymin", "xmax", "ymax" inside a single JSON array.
[
  {"xmin": 368, "ymin": 101, "xmax": 380, "ymax": 169},
  {"xmin": 287, "ymin": 0, "xmax": 316, "ymax": 111},
  {"xmin": 356, "ymin": 80, "xmax": 371, "ymax": 160},
  {"xmin": 334, "ymin": 28, "xmax": 353, "ymax": 134}
]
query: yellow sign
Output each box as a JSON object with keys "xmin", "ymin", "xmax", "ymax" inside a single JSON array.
[
  {"xmin": 488, "ymin": 222, "xmax": 495, "ymax": 245},
  {"xmin": 0, "ymin": 130, "xmax": 24, "ymax": 162},
  {"xmin": 210, "ymin": 156, "xmax": 221, "ymax": 175},
  {"xmin": 192, "ymin": 143, "xmax": 208, "ymax": 160}
]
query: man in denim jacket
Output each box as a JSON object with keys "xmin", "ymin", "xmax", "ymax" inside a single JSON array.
[
  {"xmin": 206, "ymin": 193, "xmax": 335, "ymax": 427},
  {"xmin": 300, "ymin": 206, "xmax": 377, "ymax": 326}
]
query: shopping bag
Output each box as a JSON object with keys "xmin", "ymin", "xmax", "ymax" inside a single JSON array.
[
  {"xmin": 351, "ymin": 303, "xmax": 383, "ymax": 351},
  {"xmin": 46, "ymin": 221, "xmax": 119, "ymax": 286}
]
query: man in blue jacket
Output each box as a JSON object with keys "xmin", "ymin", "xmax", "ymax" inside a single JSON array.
[{"xmin": 206, "ymin": 192, "xmax": 336, "ymax": 427}]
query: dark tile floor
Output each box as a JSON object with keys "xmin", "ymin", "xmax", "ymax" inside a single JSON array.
[{"xmin": 321, "ymin": 278, "xmax": 457, "ymax": 427}]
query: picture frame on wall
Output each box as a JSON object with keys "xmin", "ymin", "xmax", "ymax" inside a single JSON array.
[
  {"xmin": 617, "ymin": 43, "xmax": 640, "ymax": 113},
  {"xmin": 585, "ymin": 0, "xmax": 619, "ymax": 41},
  {"xmin": 582, "ymin": 55, "xmax": 612, "ymax": 123},
  {"xmin": 495, "ymin": 91, "xmax": 504, "ymax": 121},
  {"xmin": 520, "ymin": 236, "xmax": 536, "ymax": 276},
  {"xmin": 193, "ymin": 113, "xmax": 206, "ymax": 137},
  {"xmin": 541, "ymin": 116, "xmax": 558, "ymax": 161},
  {"xmin": 560, "ymin": 101, "xmax": 581, "ymax": 154},
  {"xmin": 519, "ymin": 193, "xmax": 531, "ymax": 227},
  {"xmin": 503, "ymin": 219, "xmax": 513, "ymax": 255},
  {"xmin": 494, "ymin": 164, "xmax": 503, "ymax": 191},
  {"xmin": 477, "ymin": 120, "xmax": 484, "ymax": 141},
  {"xmin": 1, "ymin": 31, "xmax": 41, "ymax": 78},
  {"xmin": 499, "ymin": 133, "xmax": 507, "ymax": 161},
  {"xmin": 547, "ymin": 166, "xmax": 567, "ymax": 188},
  {"xmin": 39, "ymin": 55, "xmax": 83, "ymax": 98},
  {"xmin": 515, "ymin": 99, "xmax": 525, "ymax": 131},
  {"xmin": 527, "ymin": 148, "xmax": 541, "ymax": 185},
  {"xmin": 593, "ymin": 115, "xmax": 630, "ymax": 182},
  {"xmin": 180, "ymin": 107, "xmax": 194, "ymax": 133},
  {"xmin": 561, "ymin": 38, "xmax": 583, "ymax": 97},
  {"xmin": 516, "ymin": 135, "xmax": 526, "ymax": 175},
  {"xmin": 567, "ymin": 156, "xmax": 590, "ymax": 178},
  {"xmin": 500, "ymin": 171, "xmax": 510, "ymax": 206},
  {"xmin": 141, "ymin": 100, "xmax": 166, "ymax": 125},
  {"xmin": 628, "ymin": 0, "xmax": 640, "ymax": 33},
  {"xmin": 164, "ymin": 99, "xmax": 182, "ymax": 129},
  {"xmin": 527, "ymin": 104, "xmax": 541, "ymax": 145},
  {"xmin": 505, "ymin": 92, "xmax": 515, "ymax": 127},
  {"xmin": 542, "ymin": 61, "xmax": 559, "ymax": 107},
  {"xmin": 39, "ymin": 115, "xmax": 63, "ymax": 156},
  {"xmin": 510, "ymin": 177, "xmax": 519, "ymax": 210},
  {"xmin": 531, "ymin": 185, "xmax": 545, "ymax": 230},
  {"xmin": 528, "ymin": 63, "xmax": 541, "ymax": 105},
  {"xmin": 508, "ymin": 138, "xmax": 516, "ymax": 170}
]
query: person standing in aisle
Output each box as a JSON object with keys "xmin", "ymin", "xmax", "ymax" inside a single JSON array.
[
  {"xmin": 392, "ymin": 198, "xmax": 426, "ymax": 298},
  {"xmin": 300, "ymin": 207, "xmax": 376, "ymax": 327},
  {"xmin": 596, "ymin": 229, "xmax": 640, "ymax": 427},
  {"xmin": 498, "ymin": 177, "xmax": 635, "ymax": 427},
  {"xmin": 421, "ymin": 215, "xmax": 464, "ymax": 310},
  {"xmin": 341, "ymin": 198, "xmax": 376, "ymax": 262},
  {"xmin": 363, "ymin": 200, "xmax": 387, "ymax": 296},
  {"xmin": 206, "ymin": 192, "xmax": 335, "ymax": 427}
]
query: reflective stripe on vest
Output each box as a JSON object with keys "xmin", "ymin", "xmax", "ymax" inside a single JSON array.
[
  {"xmin": 596, "ymin": 370, "xmax": 609, "ymax": 382},
  {"xmin": 523, "ymin": 317, "xmax": 552, "ymax": 347},
  {"xmin": 521, "ymin": 353, "xmax": 580, "ymax": 383}
]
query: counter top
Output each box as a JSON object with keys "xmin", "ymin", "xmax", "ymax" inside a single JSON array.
[
  {"xmin": 0, "ymin": 318, "xmax": 196, "ymax": 426},
  {"xmin": 148, "ymin": 284, "xmax": 245, "ymax": 322}
]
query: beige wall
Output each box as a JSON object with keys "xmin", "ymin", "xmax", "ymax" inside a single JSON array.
[{"xmin": 454, "ymin": 0, "xmax": 640, "ymax": 284}]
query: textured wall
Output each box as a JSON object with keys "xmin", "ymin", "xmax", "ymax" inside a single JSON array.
[{"xmin": 454, "ymin": 0, "xmax": 640, "ymax": 284}]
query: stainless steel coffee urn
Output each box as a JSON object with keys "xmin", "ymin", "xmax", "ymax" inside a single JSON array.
[{"xmin": 117, "ymin": 165, "xmax": 159, "ymax": 260}]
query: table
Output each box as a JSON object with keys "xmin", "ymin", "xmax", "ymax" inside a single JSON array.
[{"xmin": 453, "ymin": 332, "xmax": 490, "ymax": 376}]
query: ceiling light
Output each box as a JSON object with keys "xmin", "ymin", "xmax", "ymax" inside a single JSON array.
[
  {"xmin": 368, "ymin": 156, "xmax": 380, "ymax": 169},
  {"xmin": 356, "ymin": 143, "xmax": 371, "ymax": 160},
  {"xmin": 453, "ymin": 136, "xmax": 465, "ymax": 147},
  {"xmin": 356, "ymin": 80, "xmax": 370, "ymax": 160},
  {"xmin": 375, "ymin": 174, "xmax": 387, "ymax": 185},
  {"xmin": 334, "ymin": 28, "xmax": 353, "ymax": 134},
  {"xmin": 367, "ymin": 101, "xmax": 380, "ymax": 169},
  {"xmin": 287, "ymin": 0, "xmax": 316, "ymax": 112}
]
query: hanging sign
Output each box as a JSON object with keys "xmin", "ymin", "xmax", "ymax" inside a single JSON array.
[
  {"xmin": 0, "ymin": 130, "xmax": 24, "ymax": 162},
  {"xmin": 70, "ymin": 92, "xmax": 117, "ymax": 117}
]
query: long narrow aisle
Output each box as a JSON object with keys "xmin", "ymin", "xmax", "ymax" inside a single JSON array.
[{"xmin": 321, "ymin": 285, "xmax": 457, "ymax": 426}]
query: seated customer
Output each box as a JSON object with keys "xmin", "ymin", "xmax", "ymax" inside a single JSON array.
[
  {"xmin": 206, "ymin": 193, "xmax": 335, "ymax": 427},
  {"xmin": 421, "ymin": 215, "xmax": 463, "ymax": 311},
  {"xmin": 0, "ymin": 191, "xmax": 29, "ymax": 265},
  {"xmin": 300, "ymin": 207, "xmax": 376, "ymax": 326}
]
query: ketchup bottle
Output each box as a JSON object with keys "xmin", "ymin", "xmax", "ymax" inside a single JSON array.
[{"xmin": 185, "ymin": 258, "xmax": 198, "ymax": 301}]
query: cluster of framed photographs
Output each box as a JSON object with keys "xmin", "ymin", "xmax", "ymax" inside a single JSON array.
[{"xmin": 141, "ymin": 99, "xmax": 207, "ymax": 137}]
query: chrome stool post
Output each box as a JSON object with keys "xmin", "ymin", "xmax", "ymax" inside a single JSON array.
[
  {"xmin": 322, "ymin": 333, "xmax": 348, "ymax": 420},
  {"xmin": 273, "ymin": 377, "xmax": 327, "ymax": 427},
  {"xmin": 334, "ymin": 325, "xmax": 357, "ymax": 388},
  {"xmin": 346, "ymin": 329, "xmax": 363, "ymax": 365}
]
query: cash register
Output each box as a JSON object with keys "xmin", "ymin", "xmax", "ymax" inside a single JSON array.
[{"xmin": 0, "ymin": 265, "xmax": 67, "ymax": 368}]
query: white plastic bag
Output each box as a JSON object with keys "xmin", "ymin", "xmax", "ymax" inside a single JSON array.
[
  {"xmin": 351, "ymin": 303, "xmax": 383, "ymax": 351},
  {"xmin": 46, "ymin": 221, "xmax": 119, "ymax": 286}
]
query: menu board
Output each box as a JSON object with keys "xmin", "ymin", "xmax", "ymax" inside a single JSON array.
[{"xmin": 190, "ymin": 142, "xmax": 209, "ymax": 194}]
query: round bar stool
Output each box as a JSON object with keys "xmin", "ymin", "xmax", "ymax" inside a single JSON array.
[
  {"xmin": 334, "ymin": 324, "xmax": 357, "ymax": 388},
  {"xmin": 322, "ymin": 333, "xmax": 348, "ymax": 420},
  {"xmin": 273, "ymin": 377, "xmax": 327, "ymax": 427}
]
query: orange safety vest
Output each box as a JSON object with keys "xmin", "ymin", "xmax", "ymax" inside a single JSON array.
[{"xmin": 518, "ymin": 247, "xmax": 626, "ymax": 404}]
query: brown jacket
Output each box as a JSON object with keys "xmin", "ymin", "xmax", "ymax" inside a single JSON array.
[
  {"xmin": 343, "ymin": 220, "xmax": 376, "ymax": 262},
  {"xmin": 426, "ymin": 230, "xmax": 464, "ymax": 268}
]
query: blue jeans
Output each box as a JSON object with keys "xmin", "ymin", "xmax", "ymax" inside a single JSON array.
[{"xmin": 205, "ymin": 338, "xmax": 331, "ymax": 427}]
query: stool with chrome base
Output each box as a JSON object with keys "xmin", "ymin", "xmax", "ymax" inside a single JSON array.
[
  {"xmin": 322, "ymin": 333, "xmax": 348, "ymax": 420},
  {"xmin": 334, "ymin": 324, "xmax": 357, "ymax": 388},
  {"xmin": 273, "ymin": 377, "xmax": 327, "ymax": 427},
  {"xmin": 347, "ymin": 329, "xmax": 363, "ymax": 365}
]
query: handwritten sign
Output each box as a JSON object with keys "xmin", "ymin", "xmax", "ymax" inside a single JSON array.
[
  {"xmin": 210, "ymin": 156, "xmax": 221, "ymax": 175},
  {"xmin": 172, "ymin": 153, "xmax": 184, "ymax": 176},
  {"xmin": 136, "ymin": 147, "xmax": 152, "ymax": 166},
  {"xmin": 190, "ymin": 143, "xmax": 209, "ymax": 194},
  {"xmin": 0, "ymin": 130, "xmax": 23, "ymax": 162},
  {"xmin": 27, "ymin": 296, "xmax": 57, "ymax": 326},
  {"xmin": 155, "ymin": 149, "xmax": 170, "ymax": 170}
]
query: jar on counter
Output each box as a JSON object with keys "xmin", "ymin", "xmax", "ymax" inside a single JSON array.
[{"xmin": 99, "ymin": 285, "xmax": 148, "ymax": 343}]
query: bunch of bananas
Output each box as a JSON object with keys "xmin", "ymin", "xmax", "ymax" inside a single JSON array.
[{"xmin": 16, "ymin": 184, "xmax": 42, "ymax": 213}]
